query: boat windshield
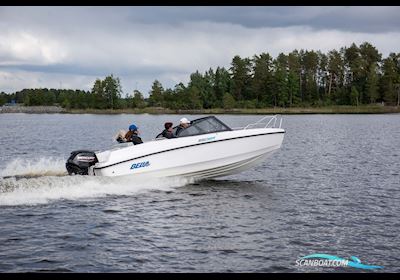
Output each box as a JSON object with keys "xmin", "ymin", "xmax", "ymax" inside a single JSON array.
[{"xmin": 174, "ymin": 116, "xmax": 232, "ymax": 137}]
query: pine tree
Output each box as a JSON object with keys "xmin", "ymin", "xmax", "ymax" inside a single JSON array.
[
  {"xmin": 251, "ymin": 53, "xmax": 274, "ymax": 106},
  {"xmin": 287, "ymin": 50, "xmax": 301, "ymax": 106},
  {"xmin": 273, "ymin": 53, "xmax": 289, "ymax": 107},
  {"xmin": 229, "ymin": 55, "xmax": 252, "ymax": 102},
  {"xmin": 366, "ymin": 64, "xmax": 379, "ymax": 103},
  {"xmin": 148, "ymin": 80, "xmax": 164, "ymax": 107}
]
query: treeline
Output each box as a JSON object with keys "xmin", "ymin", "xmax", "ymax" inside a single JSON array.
[
  {"xmin": 0, "ymin": 75, "xmax": 126, "ymax": 109},
  {"xmin": 148, "ymin": 42, "xmax": 400, "ymax": 109},
  {"xmin": 1, "ymin": 42, "xmax": 399, "ymax": 109},
  {"xmin": 0, "ymin": 74, "xmax": 144, "ymax": 109}
]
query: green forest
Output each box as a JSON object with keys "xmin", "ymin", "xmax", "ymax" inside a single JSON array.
[{"xmin": 1, "ymin": 42, "xmax": 399, "ymax": 110}]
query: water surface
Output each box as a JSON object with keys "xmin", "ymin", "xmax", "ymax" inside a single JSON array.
[{"xmin": 0, "ymin": 113, "xmax": 399, "ymax": 272}]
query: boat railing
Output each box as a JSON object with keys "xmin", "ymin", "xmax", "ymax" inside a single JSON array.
[{"xmin": 232, "ymin": 115, "xmax": 283, "ymax": 130}]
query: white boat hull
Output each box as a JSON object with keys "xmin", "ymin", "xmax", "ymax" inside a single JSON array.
[{"xmin": 91, "ymin": 128, "xmax": 284, "ymax": 180}]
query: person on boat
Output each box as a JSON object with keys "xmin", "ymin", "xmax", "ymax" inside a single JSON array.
[
  {"xmin": 175, "ymin": 117, "xmax": 191, "ymax": 136},
  {"xmin": 115, "ymin": 129, "xmax": 128, "ymax": 143},
  {"xmin": 160, "ymin": 122, "xmax": 176, "ymax": 139},
  {"xmin": 125, "ymin": 124, "xmax": 143, "ymax": 145}
]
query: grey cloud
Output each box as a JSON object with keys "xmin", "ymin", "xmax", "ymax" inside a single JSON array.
[
  {"xmin": 124, "ymin": 6, "xmax": 400, "ymax": 33},
  {"xmin": 0, "ymin": 6, "xmax": 399, "ymax": 94},
  {"xmin": 1, "ymin": 6, "xmax": 400, "ymax": 33},
  {"xmin": 0, "ymin": 63, "xmax": 187, "ymax": 77}
]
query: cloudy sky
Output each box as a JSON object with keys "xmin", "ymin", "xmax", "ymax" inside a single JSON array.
[{"xmin": 1, "ymin": 6, "xmax": 400, "ymax": 96}]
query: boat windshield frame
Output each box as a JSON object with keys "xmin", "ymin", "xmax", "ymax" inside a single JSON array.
[{"xmin": 172, "ymin": 116, "xmax": 232, "ymax": 138}]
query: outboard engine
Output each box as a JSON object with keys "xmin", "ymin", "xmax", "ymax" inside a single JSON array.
[{"xmin": 66, "ymin": 150, "xmax": 98, "ymax": 175}]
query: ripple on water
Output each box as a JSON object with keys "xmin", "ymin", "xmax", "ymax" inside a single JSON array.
[{"xmin": 0, "ymin": 114, "xmax": 399, "ymax": 272}]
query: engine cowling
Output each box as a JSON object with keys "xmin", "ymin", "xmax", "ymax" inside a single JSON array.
[{"xmin": 66, "ymin": 150, "xmax": 98, "ymax": 175}]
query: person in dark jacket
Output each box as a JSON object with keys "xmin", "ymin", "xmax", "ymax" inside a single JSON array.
[
  {"xmin": 161, "ymin": 122, "xmax": 176, "ymax": 139},
  {"xmin": 126, "ymin": 124, "xmax": 143, "ymax": 145}
]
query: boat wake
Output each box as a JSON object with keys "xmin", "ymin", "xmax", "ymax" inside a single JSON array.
[
  {"xmin": 0, "ymin": 157, "xmax": 68, "ymax": 178},
  {"xmin": 0, "ymin": 157, "xmax": 193, "ymax": 206}
]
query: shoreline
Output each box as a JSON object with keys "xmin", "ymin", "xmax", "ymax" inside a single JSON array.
[{"xmin": 1, "ymin": 105, "xmax": 399, "ymax": 115}]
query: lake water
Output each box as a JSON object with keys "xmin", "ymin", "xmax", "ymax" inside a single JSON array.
[{"xmin": 0, "ymin": 113, "xmax": 399, "ymax": 272}]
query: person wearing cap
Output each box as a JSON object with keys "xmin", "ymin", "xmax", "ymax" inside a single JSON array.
[
  {"xmin": 175, "ymin": 117, "xmax": 191, "ymax": 136},
  {"xmin": 160, "ymin": 122, "xmax": 176, "ymax": 139},
  {"xmin": 125, "ymin": 124, "xmax": 143, "ymax": 145}
]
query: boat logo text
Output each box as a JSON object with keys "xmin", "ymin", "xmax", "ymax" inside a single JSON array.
[
  {"xmin": 130, "ymin": 161, "xmax": 150, "ymax": 170},
  {"xmin": 198, "ymin": 136, "xmax": 216, "ymax": 143},
  {"xmin": 76, "ymin": 155, "xmax": 96, "ymax": 162}
]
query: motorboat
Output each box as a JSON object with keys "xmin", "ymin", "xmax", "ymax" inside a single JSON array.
[{"xmin": 66, "ymin": 115, "xmax": 285, "ymax": 180}]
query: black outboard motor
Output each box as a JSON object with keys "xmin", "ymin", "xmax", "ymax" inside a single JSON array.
[{"xmin": 66, "ymin": 150, "xmax": 98, "ymax": 175}]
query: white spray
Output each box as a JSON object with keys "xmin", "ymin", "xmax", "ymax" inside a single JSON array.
[{"xmin": 0, "ymin": 157, "xmax": 193, "ymax": 206}]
